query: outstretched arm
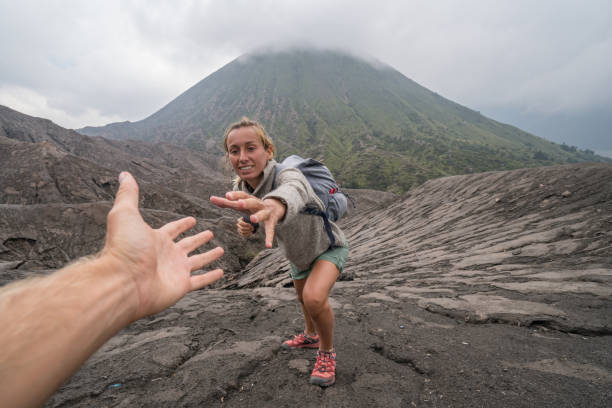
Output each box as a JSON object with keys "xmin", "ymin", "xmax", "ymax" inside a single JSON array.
[
  {"xmin": 0, "ymin": 172, "xmax": 224, "ymax": 408},
  {"xmin": 210, "ymin": 191, "xmax": 286, "ymax": 248}
]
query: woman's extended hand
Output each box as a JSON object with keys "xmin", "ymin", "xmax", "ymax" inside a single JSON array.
[{"xmin": 210, "ymin": 191, "xmax": 286, "ymax": 248}]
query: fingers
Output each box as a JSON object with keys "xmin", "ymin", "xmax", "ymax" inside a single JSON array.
[
  {"xmin": 237, "ymin": 197, "xmax": 265, "ymax": 213},
  {"xmin": 210, "ymin": 193, "xmax": 265, "ymax": 214},
  {"xmin": 178, "ymin": 229, "xmax": 213, "ymax": 253},
  {"xmin": 250, "ymin": 208, "xmax": 269, "ymax": 224},
  {"xmin": 113, "ymin": 172, "xmax": 139, "ymax": 210},
  {"xmin": 226, "ymin": 191, "xmax": 252, "ymax": 200},
  {"xmin": 188, "ymin": 246, "xmax": 225, "ymax": 271},
  {"xmin": 210, "ymin": 195, "xmax": 239, "ymax": 209},
  {"xmin": 236, "ymin": 218, "xmax": 254, "ymax": 236},
  {"xmin": 209, "ymin": 196, "xmax": 251, "ymax": 212},
  {"xmin": 160, "ymin": 217, "xmax": 197, "ymax": 241},
  {"xmin": 263, "ymin": 220, "xmax": 276, "ymax": 248},
  {"xmin": 242, "ymin": 207, "xmax": 276, "ymax": 247},
  {"xmin": 189, "ymin": 269, "xmax": 224, "ymax": 291},
  {"xmin": 210, "ymin": 191, "xmax": 255, "ymax": 208}
]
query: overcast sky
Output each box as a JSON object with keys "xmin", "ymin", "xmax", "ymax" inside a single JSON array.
[{"xmin": 1, "ymin": 0, "xmax": 611, "ymax": 154}]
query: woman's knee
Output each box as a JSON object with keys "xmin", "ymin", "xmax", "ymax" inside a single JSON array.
[{"xmin": 302, "ymin": 289, "xmax": 326, "ymax": 313}]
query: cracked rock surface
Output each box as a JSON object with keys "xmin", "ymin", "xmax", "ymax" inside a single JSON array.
[
  {"xmin": 1, "ymin": 107, "xmax": 611, "ymax": 407},
  {"xmin": 39, "ymin": 163, "xmax": 612, "ymax": 408}
]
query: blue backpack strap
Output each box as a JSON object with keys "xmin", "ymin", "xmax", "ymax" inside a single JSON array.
[
  {"xmin": 303, "ymin": 207, "xmax": 336, "ymax": 249},
  {"xmin": 274, "ymin": 161, "xmax": 336, "ymax": 249}
]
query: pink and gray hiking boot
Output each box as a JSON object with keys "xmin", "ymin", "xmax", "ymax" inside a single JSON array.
[
  {"xmin": 310, "ymin": 350, "xmax": 336, "ymax": 387},
  {"xmin": 281, "ymin": 332, "xmax": 320, "ymax": 349}
]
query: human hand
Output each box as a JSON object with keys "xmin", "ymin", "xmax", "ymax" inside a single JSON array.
[
  {"xmin": 102, "ymin": 172, "xmax": 224, "ymax": 320},
  {"xmin": 236, "ymin": 217, "xmax": 255, "ymax": 237},
  {"xmin": 210, "ymin": 191, "xmax": 286, "ymax": 248}
]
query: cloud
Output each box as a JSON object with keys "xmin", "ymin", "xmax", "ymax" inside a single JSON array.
[
  {"xmin": 0, "ymin": 0, "xmax": 611, "ymax": 146},
  {"xmin": 0, "ymin": 0, "xmax": 236, "ymax": 124},
  {"xmin": 0, "ymin": 85, "xmax": 123, "ymax": 128},
  {"xmin": 501, "ymin": 36, "xmax": 612, "ymax": 114}
]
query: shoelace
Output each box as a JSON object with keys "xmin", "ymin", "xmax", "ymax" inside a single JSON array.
[
  {"xmin": 298, "ymin": 333, "xmax": 316, "ymax": 342},
  {"xmin": 315, "ymin": 352, "xmax": 335, "ymax": 373}
]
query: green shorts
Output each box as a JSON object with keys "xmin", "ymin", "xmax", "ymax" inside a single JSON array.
[{"xmin": 289, "ymin": 241, "xmax": 349, "ymax": 281}]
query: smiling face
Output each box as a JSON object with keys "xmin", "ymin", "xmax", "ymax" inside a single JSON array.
[{"xmin": 226, "ymin": 126, "xmax": 274, "ymax": 189}]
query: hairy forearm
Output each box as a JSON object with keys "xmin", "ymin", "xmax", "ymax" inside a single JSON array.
[{"xmin": 0, "ymin": 255, "xmax": 138, "ymax": 408}]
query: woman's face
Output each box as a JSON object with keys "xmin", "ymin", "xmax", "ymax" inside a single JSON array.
[{"xmin": 226, "ymin": 126, "xmax": 273, "ymax": 189}]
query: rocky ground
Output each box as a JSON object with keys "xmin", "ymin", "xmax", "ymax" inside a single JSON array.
[
  {"xmin": 42, "ymin": 286, "xmax": 612, "ymax": 408},
  {"xmin": 31, "ymin": 164, "xmax": 612, "ymax": 407},
  {"xmin": 1, "ymin": 107, "xmax": 611, "ymax": 407}
]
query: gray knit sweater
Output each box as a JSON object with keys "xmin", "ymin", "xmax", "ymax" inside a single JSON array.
[{"xmin": 235, "ymin": 159, "xmax": 346, "ymax": 271}]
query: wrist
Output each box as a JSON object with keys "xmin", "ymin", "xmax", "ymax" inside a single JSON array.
[{"xmin": 82, "ymin": 254, "xmax": 141, "ymax": 324}]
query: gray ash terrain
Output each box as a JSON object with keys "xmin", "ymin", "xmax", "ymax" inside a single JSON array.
[
  {"xmin": 1, "ymin": 106, "xmax": 611, "ymax": 407},
  {"xmin": 0, "ymin": 105, "xmax": 260, "ymax": 278}
]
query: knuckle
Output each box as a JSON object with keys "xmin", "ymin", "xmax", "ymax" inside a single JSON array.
[{"xmin": 107, "ymin": 203, "xmax": 124, "ymax": 220}]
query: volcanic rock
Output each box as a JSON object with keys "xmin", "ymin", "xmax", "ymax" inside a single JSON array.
[
  {"xmin": 0, "ymin": 105, "xmax": 261, "ymax": 281},
  {"xmin": 1, "ymin": 106, "xmax": 611, "ymax": 407},
  {"xmin": 40, "ymin": 163, "xmax": 612, "ymax": 407}
]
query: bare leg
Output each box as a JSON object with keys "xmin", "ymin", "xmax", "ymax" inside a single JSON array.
[
  {"xmin": 301, "ymin": 260, "xmax": 339, "ymax": 351},
  {"xmin": 293, "ymin": 278, "xmax": 316, "ymax": 336}
]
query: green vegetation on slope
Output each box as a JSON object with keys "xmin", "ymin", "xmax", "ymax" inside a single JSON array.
[{"xmin": 79, "ymin": 49, "xmax": 610, "ymax": 193}]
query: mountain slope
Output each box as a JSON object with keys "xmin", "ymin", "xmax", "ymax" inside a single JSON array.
[
  {"xmin": 79, "ymin": 49, "xmax": 609, "ymax": 192},
  {"xmin": 0, "ymin": 105, "xmax": 258, "ymax": 274}
]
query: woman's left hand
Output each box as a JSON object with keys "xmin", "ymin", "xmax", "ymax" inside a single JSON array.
[{"xmin": 210, "ymin": 192, "xmax": 286, "ymax": 248}]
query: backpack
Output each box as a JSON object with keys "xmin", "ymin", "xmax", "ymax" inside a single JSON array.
[
  {"xmin": 273, "ymin": 155, "xmax": 351, "ymax": 248},
  {"xmin": 243, "ymin": 155, "xmax": 351, "ymax": 247},
  {"xmin": 274, "ymin": 155, "xmax": 349, "ymax": 222}
]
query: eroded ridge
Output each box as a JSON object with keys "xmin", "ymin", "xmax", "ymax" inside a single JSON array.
[{"xmin": 236, "ymin": 164, "xmax": 612, "ymax": 335}]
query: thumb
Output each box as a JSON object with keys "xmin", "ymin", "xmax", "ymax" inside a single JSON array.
[{"xmin": 114, "ymin": 171, "xmax": 140, "ymax": 210}]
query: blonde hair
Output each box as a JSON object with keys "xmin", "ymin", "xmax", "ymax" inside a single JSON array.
[
  {"xmin": 223, "ymin": 117, "xmax": 276, "ymax": 186},
  {"xmin": 223, "ymin": 117, "xmax": 276, "ymax": 157}
]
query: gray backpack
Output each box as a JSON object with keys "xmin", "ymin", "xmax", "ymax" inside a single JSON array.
[
  {"xmin": 274, "ymin": 155, "xmax": 351, "ymax": 247},
  {"xmin": 244, "ymin": 155, "xmax": 351, "ymax": 247}
]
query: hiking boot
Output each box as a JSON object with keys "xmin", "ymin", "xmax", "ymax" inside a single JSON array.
[
  {"xmin": 310, "ymin": 350, "xmax": 336, "ymax": 387},
  {"xmin": 281, "ymin": 332, "xmax": 320, "ymax": 349}
]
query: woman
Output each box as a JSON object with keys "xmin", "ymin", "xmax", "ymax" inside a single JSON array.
[{"xmin": 210, "ymin": 117, "xmax": 348, "ymax": 387}]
